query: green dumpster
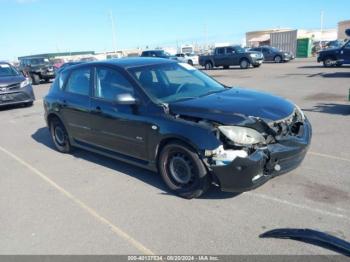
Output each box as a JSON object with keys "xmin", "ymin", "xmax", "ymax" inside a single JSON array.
[{"xmin": 297, "ymin": 38, "xmax": 312, "ymax": 58}]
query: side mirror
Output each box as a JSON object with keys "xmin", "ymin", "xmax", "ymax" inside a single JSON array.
[{"xmin": 115, "ymin": 93, "xmax": 138, "ymax": 105}]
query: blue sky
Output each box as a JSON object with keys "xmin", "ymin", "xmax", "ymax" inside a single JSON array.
[{"xmin": 0, "ymin": 0, "xmax": 349, "ymax": 60}]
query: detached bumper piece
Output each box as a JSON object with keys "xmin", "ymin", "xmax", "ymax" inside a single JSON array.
[{"xmin": 211, "ymin": 119, "xmax": 312, "ymax": 192}]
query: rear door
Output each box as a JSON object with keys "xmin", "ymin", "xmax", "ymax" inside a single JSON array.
[
  {"xmin": 60, "ymin": 66, "xmax": 93, "ymax": 143},
  {"xmin": 89, "ymin": 66, "xmax": 149, "ymax": 160}
]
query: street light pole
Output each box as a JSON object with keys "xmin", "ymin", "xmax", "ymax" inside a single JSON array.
[{"xmin": 109, "ymin": 10, "xmax": 117, "ymax": 54}]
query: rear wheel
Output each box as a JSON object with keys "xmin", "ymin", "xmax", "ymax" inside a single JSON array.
[
  {"xmin": 204, "ymin": 61, "xmax": 213, "ymax": 70},
  {"xmin": 31, "ymin": 74, "xmax": 40, "ymax": 85},
  {"xmin": 274, "ymin": 55, "xmax": 282, "ymax": 63},
  {"xmin": 158, "ymin": 142, "xmax": 211, "ymax": 199},
  {"xmin": 239, "ymin": 59, "xmax": 250, "ymax": 69},
  {"xmin": 187, "ymin": 60, "xmax": 194, "ymax": 66},
  {"xmin": 50, "ymin": 118, "xmax": 72, "ymax": 153}
]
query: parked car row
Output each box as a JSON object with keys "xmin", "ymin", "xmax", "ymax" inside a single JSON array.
[{"xmin": 141, "ymin": 45, "xmax": 295, "ymax": 70}]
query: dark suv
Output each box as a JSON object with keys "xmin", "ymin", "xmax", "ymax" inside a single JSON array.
[
  {"xmin": 317, "ymin": 40, "xmax": 350, "ymax": 67},
  {"xmin": 19, "ymin": 57, "xmax": 56, "ymax": 85},
  {"xmin": 44, "ymin": 58, "xmax": 311, "ymax": 198},
  {"xmin": 250, "ymin": 46, "xmax": 294, "ymax": 63}
]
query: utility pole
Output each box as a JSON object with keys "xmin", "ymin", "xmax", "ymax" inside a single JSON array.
[
  {"xmin": 109, "ymin": 10, "xmax": 117, "ymax": 53},
  {"xmin": 204, "ymin": 24, "xmax": 208, "ymax": 51},
  {"xmin": 320, "ymin": 10, "xmax": 324, "ymax": 42}
]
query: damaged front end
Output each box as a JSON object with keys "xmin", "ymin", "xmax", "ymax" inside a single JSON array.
[{"xmin": 203, "ymin": 107, "xmax": 312, "ymax": 192}]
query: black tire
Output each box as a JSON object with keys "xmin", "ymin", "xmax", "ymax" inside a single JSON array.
[
  {"xmin": 274, "ymin": 55, "xmax": 282, "ymax": 63},
  {"xmin": 253, "ymin": 64, "xmax": 261, "ymax": 68},
  {"xmin": 204, "ymin": 61, "xmax": 213, "ymax": 70},
  {"xmin": 49, "ymin": 118, "xmax": 72, "ymax": 153},
  {"xmin": 323, "ymin": 58, "xmax": 334, "ymax": 67},
  {"xmin": 31, "ymin": 74, "xmax": 40, "ymax": 85},
  {"xmin": 158, "ymin": 142, "xmax": 211, "ymax": 199},
  {"xmin": 187, "ymin": 60, "xmax": 194, "ymax": 66},
  {"xmin": 223, "ymin": 65, "xmax": 230, "ymax": 69},
  {"xmin": 239, "ymin": 59, "xmax": 250, "ymax": 69}
]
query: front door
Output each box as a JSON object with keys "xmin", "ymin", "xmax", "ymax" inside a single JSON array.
[
  {"xmin": 89, "ymin": 66, "xmax": 149, "ymax": 161},
  {"xmin": 340, "ymin": 41, "xmax": 350, "ymax": 64}
]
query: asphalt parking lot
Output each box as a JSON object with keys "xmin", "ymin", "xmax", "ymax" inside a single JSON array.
[{"xmin": 0, "ymin": 59, "xmax": 349, "ymax": 255}]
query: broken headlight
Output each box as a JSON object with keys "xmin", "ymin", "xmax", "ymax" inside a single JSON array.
[
  {"xmin": 294, "ymin": 104, "xmax": 305, "ymax": 122},
  {"xmin": 218, "ymin": 126, "xmax": 266, "ymax": 146}
]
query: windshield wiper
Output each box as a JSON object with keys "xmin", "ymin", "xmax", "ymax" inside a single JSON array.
[{"xmin": 199, "ymin": 89, "xmax": 228, "ymax": 98}]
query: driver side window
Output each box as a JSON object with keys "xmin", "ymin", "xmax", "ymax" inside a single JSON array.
[{"xmin": 95, "ymin": 67, "xmax": 134, "ymax": 101}]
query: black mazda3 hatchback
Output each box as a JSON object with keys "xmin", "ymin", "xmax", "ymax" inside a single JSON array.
[
  {"xmin": 44, "ymin": 58, "xmax": 312, "ymax": 198},
  {"xmin": 0, "ymin": 62, "xmax": 35, "ymax": 107}
]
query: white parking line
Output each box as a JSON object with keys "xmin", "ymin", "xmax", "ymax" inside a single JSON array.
[
  {"xmin": 309, "ymin": 151, "xmax": 350, "ymax": 164},
  {"xmin": 247, "ymin": 192, "xmax": 350, "ymax": 221},
  {"xmin": 0, "ymin": 145, "xmax": 154, "ymax": 255}
]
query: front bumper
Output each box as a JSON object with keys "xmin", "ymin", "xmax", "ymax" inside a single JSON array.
[
  {"xmin": 0, "ymin": 85, "xmax": 35, "ymax": 106},
  {"xmin": 210, "ymin": 119, "xmax": 312, "ymax": 192},
  {"xmin": 251, "ymin": 57, "xmax": 264, "ymax": 65}
]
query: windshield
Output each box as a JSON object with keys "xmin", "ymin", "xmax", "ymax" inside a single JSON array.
[
  {"xmin": 128, "ymin": 62, "xmax": 226, "ymax": 103},
  {"xmin": 234, "ymin": 46, "xmax": 246, "ymax": 53},
  {"xmin": 271, "ymin": 47, "xmax": 281, "ymax": 52},
  {"xmin": 0, "ymin": 64, "xmax": 20, "ymax": 77},
  {"xmin": 30, "ymin": 58, "xmax": 50, "ymax": 65}
]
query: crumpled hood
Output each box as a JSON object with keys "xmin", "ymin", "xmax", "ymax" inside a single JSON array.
[
  {"xmin": 0, "ymin": 75, "xmax": 25, "ymax": 87},
  {"xmin": 169, "ymin": 88, "xmax": 295, "ymax": 125}
]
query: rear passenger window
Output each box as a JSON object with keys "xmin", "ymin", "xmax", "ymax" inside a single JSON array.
[
  {"xmin": 217, "ymin": 48, "xmax": 225, "ymax": 55},
  {"xmin": 58, "ymin": 71, "xmax": 69, "ymax": 90},
  {"xmin": 95, "ymin": 67, "xmax": 134, "ymax": 101},
  {"xmin": 65, "ymin": 68, "xmax": 91, "ymax": 96}
]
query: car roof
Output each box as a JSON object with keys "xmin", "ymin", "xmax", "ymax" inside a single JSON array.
[{"xmin": 71, "ymin": 57, "xmax": 176, "ymax": 70}]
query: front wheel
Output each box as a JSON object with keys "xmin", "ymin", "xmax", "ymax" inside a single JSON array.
[
  {"xmin": 50, "ymin": 118, "xmax": 72, "ymax": 153},
  {"xmin": 240, "ymin": 59, "xmax": 250, "ymax": 69},
  {"xmin": 31, "ymin": 74, "xmax": 40, "ymax": 85},
  {"xmin": 253, "ymin": 64, "xmax": 261, "ymax": 68},
  {"xmin": 158, "ymin": 142, "xmax": 211, "ymax": 199},
  {"xmin": 323, "ymin": 58, "xmax": 334, "ymax": 67}
]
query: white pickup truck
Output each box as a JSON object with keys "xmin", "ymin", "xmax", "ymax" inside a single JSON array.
[{"xmin": 174, "ymin": 53, "xmax": 199, "ymax": 66}]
